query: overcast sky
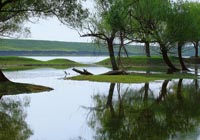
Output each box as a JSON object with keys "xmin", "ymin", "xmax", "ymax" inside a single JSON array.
[
  {"xmin": 24, "ymin": 17, "xmax": 91, "ymax": 43},
  {"xmin": 22, "ymin": 0, "xmax": 94, "ymax": 43}
]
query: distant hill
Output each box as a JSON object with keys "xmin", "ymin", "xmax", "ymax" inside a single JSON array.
[
  {"xmin": 0, "ymin": 39, "xmax": 108, "ymax": 56},
  {"xmin": 0, "ymin": 39, "xmax": 197, "ymax": 56}
]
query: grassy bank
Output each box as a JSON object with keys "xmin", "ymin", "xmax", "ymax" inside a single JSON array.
[
  {"xmin": 0, "ymin": 56, "xmax": 82, "ymax": 70},
  {"xmin": 97, "ymin": 56, "xmax": 180, "ymax": 72},
  {"xmin": 70, "ymin": 56, "xmax": 199, "ymax": 83},
  {"xmin": 0, "ymin": 81, "xmax": 53, "ymax": 96},
  {"xmin": 69, "ymin": 73, "xmax": 197, "ymax": 83}
]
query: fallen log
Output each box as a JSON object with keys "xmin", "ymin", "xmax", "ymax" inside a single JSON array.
[
  {"xmin": 72, "ymin": 68, "xmax": 93, "ymax": 75},
  {"xmin": 72, "ymin": 68, "xmax": 128, "ymax": 75},
  {"xmin": 100, "ymin": 70, "xmax": 128, "ymax": 75}
]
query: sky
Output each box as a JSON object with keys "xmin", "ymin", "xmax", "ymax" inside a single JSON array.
[
  {"xmin": 24, "ymin": 17, "xmax": 91, "ymax": 43},
  {"xmin": 22, "ymin": 0, "xmax": 94, "ymax": 43}
]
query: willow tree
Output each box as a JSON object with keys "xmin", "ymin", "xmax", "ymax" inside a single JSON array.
[
  {"xmin": 166, "ymin": 1, "xmax": 200, "ymax": 71},
  {"xmin": 126, "ymin": 0, "xmax": 180, "ymax": 72},
  {"xmin": 186, "ymin": 2, "xmax": 200, "ymax": 58},
  {"xmin": 0, "ymin": 0, "xmax": 86, "ymax": 81},
  {"xmin": 68, "ymin": 0, "xmax": 130, "ymax": 71},
  {"xmin": 147, "ymin": 0, "xmax": 179, "ymax": 72},
  {"xmin": 166, "ymin": 1, "xmax": 192, "ymax": 71},
  {"xmin": 126, "ymin": 0, "xmax": 158, "ymax": 57}
]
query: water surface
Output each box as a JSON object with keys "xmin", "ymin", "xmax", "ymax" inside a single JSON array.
[{"xmin": 1, "ymin": 57, "xmax": 200, "ymax": 140}]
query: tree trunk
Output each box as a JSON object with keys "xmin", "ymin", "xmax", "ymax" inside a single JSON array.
[
  {"xmin": 194, "ymin": 41, "xmax": 199, "ymax": 58},
  {"xmin": 156, "ymin": 80, "xmax": 169, "ymax": 103},
  {"xmin": 178, "ymin": 42, "xmax": 189, "ymax": 71},
  {"xmin": 0, "ymin": 70, "xmax": 9, "ymax": 82},
  {"xmin": 143, "ymin": 83, "xmax": 149, "ymax": 101},
  {"xmin": 177, "ymin": 79, "xmax": 183, "ymax": 100},
  {"xmin": 117, "ymin": 32, "xmax": 128, "ymax": 66},
  {"xmin": 160, "ymin": 44, "xmax": 179, "ymax": 72},
  {"xmin": 106, "ymin": 83, "xmax": 116, "ymax": 116},
  {"xmin": 145, "ymin": 41, "xmax": 150, "ymax": 57},
  {"xmin": 107, "ymin": 39, "xmax": 119, "ymax": 70}
]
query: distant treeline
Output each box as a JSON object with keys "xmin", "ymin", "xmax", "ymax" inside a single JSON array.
[{"xmin": 0, "ymin": 39, "xmax": 196, "ymax": 56}]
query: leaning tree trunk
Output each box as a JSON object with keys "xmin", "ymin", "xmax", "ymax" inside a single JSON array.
[
  {"xmin": 106, "ymin": 83, "xmax": 116, "ymax": 116},
  {"xmin": 144, "ymin": 41, "xmax": 151, "ymax": 57},
  {"xmin": 157, "ymin": 80, "xmax": 169, "ymax": 103},
  {"xmin": 117, "ymin": 32, "xmax": 128, "ymax": 66},
  {"xmin": 0, "ymin": 70, "xmax": 9, "ymax": 82},
  {"xmin": 177, "ymin": 79, "xmax": 183, "ymax": 100},
  {"xmin": 107, "ymin": 39, "xmax": 119, "ymax": 70},
  {"xmin": 194, "ymin": 41, "xmax": 199, "ymax": 58},
  {"xmin": 143, "ymin": 83, "xmax": 149, "ymax": 101},
  {"xmin": 160, "ymin": 44, "xmax": 179, "ymax": 73},
  {"xmin": 178, "ymin": 42, "xmax": 189, "ymax": 71}
]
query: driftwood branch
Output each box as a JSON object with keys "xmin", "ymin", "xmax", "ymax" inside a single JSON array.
[
  {"xmin": 72, "ymin": 68, "xmax": 93, "ymax": 75},
  {"xmin": 72, "ymin": 68, "xmax": 128, "ymax": 75}
]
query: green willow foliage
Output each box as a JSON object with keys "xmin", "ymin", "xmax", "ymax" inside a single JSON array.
[
  {"xmin": 0, "ymin": 97, "xmax": 32, "ymax": 140},
  {"xmin": 0, "ymin": 0, "xmax": 88, "ymax": 37}
]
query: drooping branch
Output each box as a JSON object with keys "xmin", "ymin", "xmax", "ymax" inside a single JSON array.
[{"xmin": 80, "ymin": 33, "xmax": 107, "ymax": 41}]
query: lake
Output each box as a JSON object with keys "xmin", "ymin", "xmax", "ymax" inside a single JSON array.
[{"xmin": 1, "ymin": 56, "xmax": 200, "ymax": 140}]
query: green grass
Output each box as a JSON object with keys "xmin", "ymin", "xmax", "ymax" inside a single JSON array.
[
  {"xmin": 68, "ymin": 73, "xmax": 198, "ymax": 83},
  {"xmin": 68, "ymin": 56, "xmax": 198, "ymax": 83},
  {"xmin": 0, "ymin": 81, "xmax": 53, "ymax": 96},
  {"xmin": 0, "ymin": 56, "xmax": 82, "ymax": 70},
  {"xmin": 97, "ymin": 56, "xmax": 180, "ymax": 72}
]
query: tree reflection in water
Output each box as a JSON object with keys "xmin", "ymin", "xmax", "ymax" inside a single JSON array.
[
  {"xmin": 0, "ymin": 97, "xmax": 33, "ymax": 140},
  {"xmin": 87, "ymin": 79, "xmax": 200, "ymax": 140}
]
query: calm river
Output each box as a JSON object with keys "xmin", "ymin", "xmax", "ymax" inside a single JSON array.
[{"xmin": 2, "ymin": 56, "xmax": 200, "ymax": 140}]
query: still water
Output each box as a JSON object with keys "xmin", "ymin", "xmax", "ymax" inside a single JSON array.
[{"xmin": 1, "ymin": 57, "xmax": 200, "ymax": 140}]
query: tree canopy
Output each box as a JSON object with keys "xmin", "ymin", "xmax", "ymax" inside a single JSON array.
[{"xmin": 0, "ymin": 0, "xmax": 87, "ymax": 37}]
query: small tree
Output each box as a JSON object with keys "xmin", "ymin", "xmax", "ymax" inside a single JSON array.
[
  {"xmin": 187, "ymin": 2, "xmax": 200, "ymax": 58},
  {"xmin": 77, "ymin": 1, "xmax": 118, "ymax": 70},
  {"xmin": 128, "ymin": 0, "xmax": 179, "ymax": 72},
  {"xmin": 63, "ymin": 0, "xmax": 131, "ymax": 71},
  {"xmin": 166, "ymin": 1, "xmax": 192, "ymax": 71}
]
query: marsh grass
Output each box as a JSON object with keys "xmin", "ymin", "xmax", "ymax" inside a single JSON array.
[
  {"xmin": 69, "ymin": 56, "xmax": 199, "ymax": 83},
  {"xmin": 97, "ymin": 56, "xmax": 180, "ymax": 72},
  {"xmin": 68, "ymin": 73, "xmax": 197, "ymax": 83},
  {"xmin": 0, "ymin": 56, "xmax": 82, "ymax": 70}
]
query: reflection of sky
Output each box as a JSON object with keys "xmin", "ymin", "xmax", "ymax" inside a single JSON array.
[{"xmin": 5, "ymin": 67, "xmax": 110, "ymax": 140}]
